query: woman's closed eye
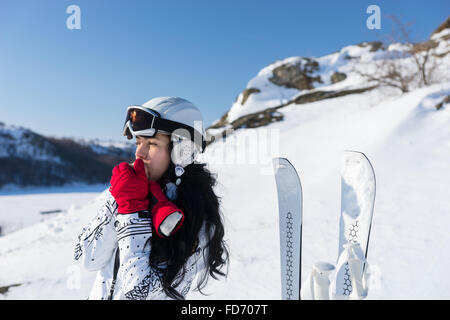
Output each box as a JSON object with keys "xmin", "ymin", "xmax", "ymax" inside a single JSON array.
[{"xmin": 135, "ymin": 141, "xmax": 157, "ymax": 146}]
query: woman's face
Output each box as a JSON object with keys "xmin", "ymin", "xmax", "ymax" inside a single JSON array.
[{"xmin": 135, "ymin": 134, "xmax": 171, "ymax": 181}]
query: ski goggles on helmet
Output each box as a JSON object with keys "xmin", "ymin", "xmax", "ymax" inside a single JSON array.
[
  {"xmin": 123, "ymin": 106, "xmax": 163, "ymax": 138},
  {"xmin": 123, "ymin": 105, "xmax": 206, "ymax": 152}
]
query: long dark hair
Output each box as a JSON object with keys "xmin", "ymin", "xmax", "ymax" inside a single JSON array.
[{"xmin": 148, "ymin": 141, "xmax": 229, "ymax": 299}]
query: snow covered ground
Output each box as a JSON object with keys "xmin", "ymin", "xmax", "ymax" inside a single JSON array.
[
  {"xmin": 1, "ymin": 82, "xmax": 449, "ymax": 299},
  {"xmin": 0, "ymin": 184, "xmax": 108, "ymax": 236}
]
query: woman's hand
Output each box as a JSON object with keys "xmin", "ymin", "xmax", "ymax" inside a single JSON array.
[
  {"xmin": 149, "ymin": 180, "xmax": 185, "ymax": 238},
  {"xmin": 109, "ymin": 159, "xmax": 150, "ymax": 214}
]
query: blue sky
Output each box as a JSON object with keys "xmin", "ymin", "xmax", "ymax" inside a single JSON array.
[{"xmin": 0, "ymin": 0, "xmax": 448, "ymax": 142}]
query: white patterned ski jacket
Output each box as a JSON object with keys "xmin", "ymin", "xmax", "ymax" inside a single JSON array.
[{"xmin": 74, "ymin": 191, "xmax": 210, "ymax": 300}]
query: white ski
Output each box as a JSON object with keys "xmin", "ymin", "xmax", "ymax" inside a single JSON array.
[
  {"xmin": 331, "ymin": 150, "xmax": 376, "ymax": 299},
  {"xmin": 273, "ymin": 157, "xmax": 303, "ymax": 300}
]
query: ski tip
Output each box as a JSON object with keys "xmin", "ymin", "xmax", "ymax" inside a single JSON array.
[
  {"xmin": 342, "ymin": 150, "xmax": 375, "ymax": 175},
  {"xmin": 342, "ymin": 150, "xmax": 372, "ymax": 167},
  {"xmin": 343, "ymin": 150, "xmax": 366, "ymax": 157},
  {"xmin": 272, "ymin": 157, "xmax": 289, "ymax": 171}
]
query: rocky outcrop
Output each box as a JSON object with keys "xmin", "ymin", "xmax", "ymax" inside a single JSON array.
[
  {"xmin": 435, "ymin": 95, "xmax": 450, "ymax": 111},
  {"xmin": 0, "ymin": 283, "xmax": 21, "ymax": 294},
  {"xmin": 269, "ymin": 58, "xmax": 322, "ymax": 90},
  {"xmin": 230, "ymin": 108, "xmax": 283, "ymax": 130},
  {"xmin": 405, "ymin": 17, "xmax": 449, "ymax": 58},
  {"xmin": 356, "ymin": 41, "xmax": 384, "ymax": 52},
  {"xmin": 430, "ymin": 16, "xmax": 450, "ymax": 38},
  {"xmin": 290, "ymin": 86, "xmax": 377, "ymax": 105},
  {"xmin": 331, "ymin": 72, "xmax": 347, "ymax": 84},
  {"xmin": 241, "ymin": 88, "xmax": 261, "ymax": 105},
  {"xmin": 412, "ymin": 39, "xmax": 440, "ymax": 53},
  {"xmin": 205, "ymin": 108, "xmax": 284, "ymax": 146},
  {"xmin": 208, "ymin": 88, "xmax": 262, "ymax": 130},
  {"xmin": 207, "ymin": 110, "xmax": 230, "ymax": 130}
]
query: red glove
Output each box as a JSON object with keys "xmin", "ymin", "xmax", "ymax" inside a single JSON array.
[
  {"xmin": 149, "ymin": 180, "xmax": 185, "ymax": 238},
  {"xmin": 109, "ymin": 159, "xmax": 150, "ymax": 214}
]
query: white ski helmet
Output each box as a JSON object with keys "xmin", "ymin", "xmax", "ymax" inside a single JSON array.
[{"xmin": 123, "ymin": 96, "xmax": 206, "ymax": 173}]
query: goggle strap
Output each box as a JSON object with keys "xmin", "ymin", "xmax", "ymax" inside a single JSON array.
[
  {"xmin": 152, "ymin": 117, "xmax": 205, "ymax": 150},
  {"xmin": 150, "ymin": 114, "xmax": 156, "ymax": 129}
]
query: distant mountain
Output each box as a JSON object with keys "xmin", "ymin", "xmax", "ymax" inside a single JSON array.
[{"xmin": 0, "ymin": 122, "xmax": 135, "ymax": 189}]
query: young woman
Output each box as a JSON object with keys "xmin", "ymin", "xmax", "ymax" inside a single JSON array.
[{"xmin": 74, "ymin": 97, "xmax": 229, "ymax": 300}]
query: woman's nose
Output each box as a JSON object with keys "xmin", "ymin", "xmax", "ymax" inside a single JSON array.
[{"xmin": 135, "ymin": 145, "xmax": 148, "ymax": 160}]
